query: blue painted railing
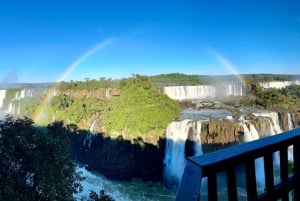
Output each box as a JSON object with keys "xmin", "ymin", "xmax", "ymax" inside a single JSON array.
[{"xmin": 175, "ymin": 128, "xmax": 300, "ymax": 201}]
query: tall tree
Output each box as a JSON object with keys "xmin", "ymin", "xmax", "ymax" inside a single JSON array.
[{"xmin": 0, "ymin": 116, "xmax": 82, "ymax": 201}]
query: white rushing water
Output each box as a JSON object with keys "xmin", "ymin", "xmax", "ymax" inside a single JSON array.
[
  {"xmin": 0, "ymin": 89, "xmax": 6, "ymax": 108},
  {"xmin": 75, "ymin": 167, "xmax": 175, "ymax": 201},
  {"xmin": 163, "ymin": 83, "xmax": 246, "ymax": 100},
  {"xmin": 242, "ymin": 122, "xmax": 265, "ymax": 187},
  {"xmin": 163, "ymin": 85, "xmax": 216, "ymax": 100},
  {"xmin": 83, "ymin": 120, "xmax": 96, "ymax": 148},
  {"xmin": 260, "ymin": 80, "xmax": 300, "ymax": 89},
  {"xmin": 163, "ymin": 120, "xmax": 203, "ymax": 187}
]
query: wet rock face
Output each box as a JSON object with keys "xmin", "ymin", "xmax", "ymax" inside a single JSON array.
[
  {"xmin": 200, "ymin": 120, "xmax": 243, "ymax": 153},
  {"xmin": 278, "ymin": 112, "xmax": 290, "ymax": 131},
  {"xmin": 295, "ymin": 111, "xmax": 300, "ymax": 127},
  {"xmin": 252, "ymin": 117, "xmax": 272, "ymax": 138}
]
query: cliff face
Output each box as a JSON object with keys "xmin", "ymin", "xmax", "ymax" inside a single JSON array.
[
  {"xmin": 200, "ymin": 120, "xmax": 242, "ymax": 153},
  {"xmin": 293, "ymin": 110, "xmax": 300, "ymax": 127},
  {"xmin": 64, "ymin": 88, "xmax": 120, "ymax": 99},
  {"xmin": 179, "ymin": 110, "xmax": 298, "ymax": 154},
  {"xmin": 71, "ymin": 133, "xmax": 166, "ymax": 181}
]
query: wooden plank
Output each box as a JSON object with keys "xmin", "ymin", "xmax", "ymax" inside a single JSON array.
[{"xmin": 175, "ymin": 160, "xmax": 202, "ymax": 201}]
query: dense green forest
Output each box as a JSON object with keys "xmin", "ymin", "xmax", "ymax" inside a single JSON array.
[
  {"xmin": 0, "ymin": 116, "xmax": 117, "ymax": 201},
  {"xmin": 0, "ymin": 116, "xmax": 82, "ymax": 201},
  {"xmin": 241, "ymin": 79, "xmax": 300, "ymax": 110},
  {"xmin": 149, "ymin": 73, "xmax": 300, "ymax": 85}
]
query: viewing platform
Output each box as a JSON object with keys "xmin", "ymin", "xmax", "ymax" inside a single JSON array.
[{"xmin": 175, "ymin": 128, "xmax": 300, "ymax": 201}]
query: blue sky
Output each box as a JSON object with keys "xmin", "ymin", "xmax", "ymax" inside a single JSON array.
[{"xmin": 0, "ymin": 0, "xmax": 300, "ymax": 83}]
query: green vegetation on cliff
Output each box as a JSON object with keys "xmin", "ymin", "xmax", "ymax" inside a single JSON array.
[
  {"xmin": 105, "ymin": 76, "xmax": 180, "ymax": 140},
  {"xmin": 243, "ymin": 82, "xmax": 300, "ymax": 110},
  {"xmin": 22, "ymin": 76, "xmax": 180, "ymax": 142},
  {"xmin": 149, "ymin": 73, "xmax": 205, "ymax": 85}
]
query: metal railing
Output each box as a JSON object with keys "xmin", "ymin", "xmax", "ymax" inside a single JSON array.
[{"xmin": 175, "ymin": 128, "xmax": 300, "ymax": 201}]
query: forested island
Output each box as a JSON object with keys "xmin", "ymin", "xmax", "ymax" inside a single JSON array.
[{"xmin": 1, "ymin": 73, "xmax": 300, "ymax": 200}]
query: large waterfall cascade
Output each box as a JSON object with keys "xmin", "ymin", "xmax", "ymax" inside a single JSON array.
[
  {"xmin": 242, "ymin": 121, "xmax": 265, "ymax": 186},
  {"xmin": 0, "ymin": 89, "xmax": 6, "ymax": 108},
  {"xmin": 163, "ymin": 120, "xmax": 203, "ymax": 186},
  {"xmin": 164, "ymin": 80, "xmax": 300, "ymax": 101},
  {"xmin": 164, "ymin": 110, "xmax": 295, "ymax": 189},
  {"xmin": 163, "ymin": 85, "xmax": 216, "ymax": 100},
  {"xmin": 163, "ymin": 82, "xmax": 246, "ymax": 100}
]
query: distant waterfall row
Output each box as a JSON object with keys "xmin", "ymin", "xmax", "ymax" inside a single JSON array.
[
  {"xmin": 260, "ymin": 80, "xmax": 300, "ymax": 89},
  {"xmin": 163, "ymin": 111, "xmax": 295, "ymax": 187},
  {"xmin": 163, "ymin": 83, "xmax": 246, "ymax": 100},
  {"xmin": 163, "ymin": 80, "xmax": 300, "ymax": 100},
  {"xmin": 0, "ymin": 88, "xmax": 46, "ymax": 117}
]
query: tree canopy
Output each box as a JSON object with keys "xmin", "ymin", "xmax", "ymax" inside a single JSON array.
[{"xmin": 0, "ymin": 116, "xmax": 82, "ymax": 201}]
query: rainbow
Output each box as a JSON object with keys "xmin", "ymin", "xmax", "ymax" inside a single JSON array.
[
  {"xmin": 207, "ymin": 47, "xmax": 246, "ymax": 85},
  {"xmin": 33, "ymin": 38, "xmax": 114, "ymax": 124}
]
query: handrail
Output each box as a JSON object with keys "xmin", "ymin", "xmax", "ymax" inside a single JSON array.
[{"xmin": 175, "ymin": 128, "xmax": 300, "ymax": 201}]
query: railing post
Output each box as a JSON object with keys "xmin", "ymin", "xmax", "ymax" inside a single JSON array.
[
  {"xmin": 294, "ymin": 141, "xmax": 300, "ymax": 201},
  {"xmin": 175, "ymin": 160, "xmax": 202, "ymax": 201},
  {"xmin": 226, "ymin": 167, "xmax": 238, "ymax": 201},
  {"xmin": 264, "ymin": 153, "xmax": 274, "ymax": 192},
  {"xmin": 175, "ymin": 128, "xmax": 300, "ymax": 201},
  {"xmin": 245, "ymin": 160, "xmax": 257, "ymax": 200},
  {"xmin": 208, "ymin": 173, "xmax": 218, "ymax": 201},
  {"xmin": 280, "ymin": 147, "xmax": 289, "ymax": 201}
]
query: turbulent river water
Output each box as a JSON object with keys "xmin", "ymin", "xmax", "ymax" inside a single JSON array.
[{"xmin": 75, "ymin": 167, "xmax": 176, "ymax": 201}]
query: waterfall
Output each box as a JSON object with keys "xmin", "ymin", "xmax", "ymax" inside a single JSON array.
[
  {"xmin": 105, "ymin": 88, "xmax": 110, "ymax": 98},
  {"xmin": 260, "ymin": 81, "xmax": 293, "ymax": 89},
  {"xmin": 224, "ymin": 83, "xmax": 245, "ymax": 96},
  {"xmin": 287, "ymin": 113, "xmax": 294, "ymax": 161},
  {"xmin": 242, "ymin": 123, "xmax": 260, "ymax": 142},
  {"xmin": 255, "ymin": 112, "xmax": 282, "ymax": 134},
  {"xmin": 83, "ymin": 120, "xmax": 96, "ymax": 148},
  {"xmin": 287, "ymin": 113, "xmax": 294, "ymax": 130},
  {"xmin": 163, "ymin": 86, "xmax": 216, "ymax": 100},
  {"xmin": 17, "ymin": 102, "xmax": 21, "ymax": 116},
  {"xmin": 163, "ymin": 83, "xmax": 246, "ymax": 101},
  {"xmin": 163, "ymin": 120, "xmax": 203, "ymax": 188},
  {"xmin": 0, "ymin": 89, "xmax": 6, "ymax": 108},
  {"xmin": 255, "ymin": 112, "xmax": 284, "ymax": 167},
  {"xmin": 242, "ymin": 122, "xmax": 265, "ymax": 187},
  {"xmin": 193, "ymin": 121, "xmax": 203, "ymax": 156}
]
